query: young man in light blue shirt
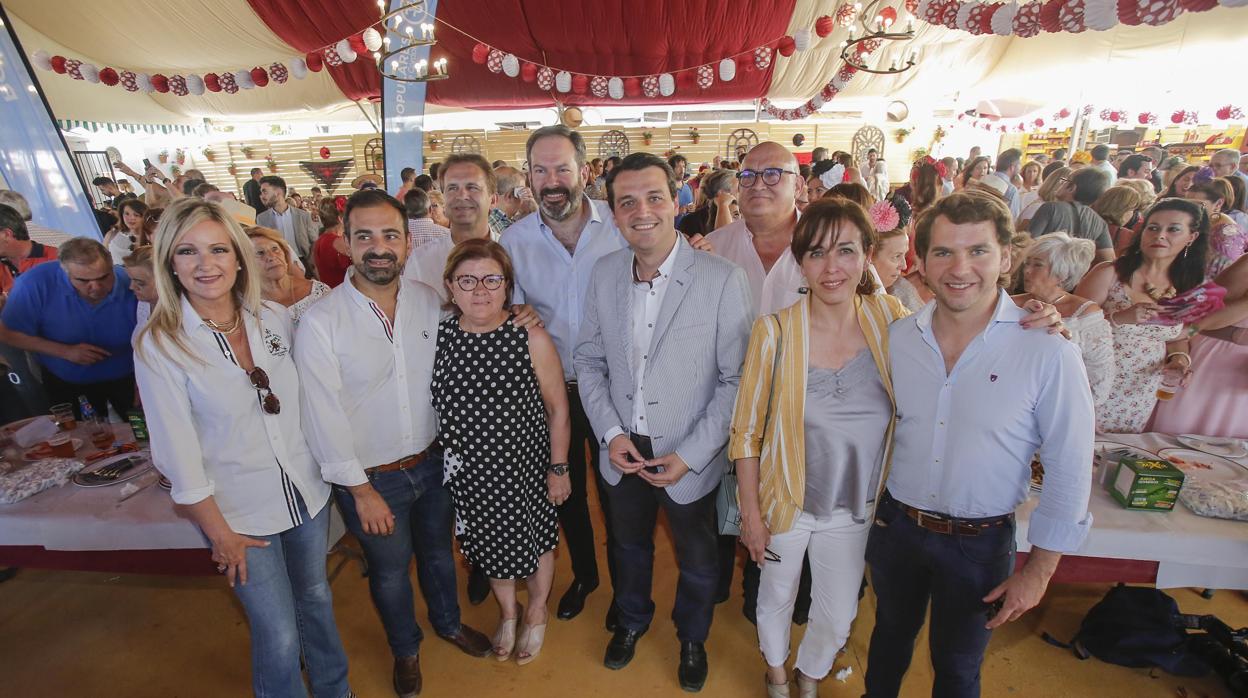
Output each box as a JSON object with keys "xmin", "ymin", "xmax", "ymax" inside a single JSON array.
[{"xmin": 863, "ymin": 192, "xmax": 1094, "ymax": 698}]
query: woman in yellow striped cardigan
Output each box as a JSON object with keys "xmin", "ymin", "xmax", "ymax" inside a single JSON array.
[{"xmin": 729, "ymin": 198, "xmax": 904, "ymax": 697}]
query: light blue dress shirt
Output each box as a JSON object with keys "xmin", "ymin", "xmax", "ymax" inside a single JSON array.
[
  {"xmin": 886, "ymin": 290, "xmax": 1094, "ymax": 554},
  {"xmin": 500, "ymin": 196, "xmax": 627, "ymax": 380}
]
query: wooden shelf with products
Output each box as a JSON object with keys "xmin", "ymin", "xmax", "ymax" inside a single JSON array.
[
  {"xmin": 1022, "ymin": 128, "xmax": 1073, "ymax": 159},
  {"xmin": 1138, "ymin": 125, "xmax": 1245, "ymax": 164}
]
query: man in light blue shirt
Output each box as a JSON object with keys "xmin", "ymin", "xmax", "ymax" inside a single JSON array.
[
  {"xmin": 668, "ymin": 155, "xmax": 694, "ymax": 225},
  {"xmin": 863, "ymin": 192, "xmax": 1093, "ymax": 698},
  {"xmin": 500, "ymin": 125, "xmax": 629, "ymax": 627},
  {"xmin": 982, "ymin": 148, "xmax": 1022, "ymax": 218}
]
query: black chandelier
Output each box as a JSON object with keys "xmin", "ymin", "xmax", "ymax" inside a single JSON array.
[{"xmin": 839, "ymin": 1, "xmax": 919, "ymax": 76}]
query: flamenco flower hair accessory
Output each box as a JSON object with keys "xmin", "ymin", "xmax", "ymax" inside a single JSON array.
[
  {"xmin": 1193, "ymin": 166, "xmax": 1216, "ymax": 185},
  {"xmin": 869, "ymin": 200, "xmax": 901, "ymax": 232}
]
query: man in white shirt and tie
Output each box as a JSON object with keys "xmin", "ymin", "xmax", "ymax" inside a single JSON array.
[
  {"xmin": 403, "ymin": 153, "xmax": 497, "ymax": 303},
  {"xmin": 295, "ymin": 189, "xmax": 491, "ymax": 698},
  {"xmin": 863, "ymin": 192, "xmax": 1094, "ymax": 698}
]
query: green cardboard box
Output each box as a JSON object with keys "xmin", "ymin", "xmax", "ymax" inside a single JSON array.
[{"xmin": 1106, "ymin": 456, "xmax": 1185, "ymax": 511}]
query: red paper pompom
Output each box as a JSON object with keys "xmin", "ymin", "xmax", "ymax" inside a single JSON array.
[
  {"xmin": 979, "ymin": 2, "xmax": 1005, "ymax": 32},
  {"xmin": 347, "ymin": 33, "xmax": 368, "ymax": 55},
  {"xmin": 1171, "ymin": 110, "xmax": 1186, "ymax": 124},
  {"xmin": 251, "ymin": 67, "xmax": 269, "ymax": 88},
  {"xmin": 320, "ymin": 146, "xmax": 331, "ymax": 159},
  {"xmin": 879, "ymin": 6, "xmax": 899, "ymax": 25},
  {"xmin": 1138, "ymin": 112, "xmax": 1156, "ymax": 125},
  {"xmin": 778, "ymin": 36, "xmax": 796, "ymax": 57},
  {"xmin": 204, "ymin": 73, "xmax": 221, "ymax": 92},
  {"xmin": 471, "ymin": 43, "xmax": 489, "ymax": 64},
  {"xmin": 520, "ymin": 62, "xmax": 538, "ymax": 82},
  {"xmin": 1117, "ymin": 0, "xmax": 1143, "ymax": 24},
  {"xmin": 151, "ymin": 74, "xmax": 170, "ymax": 93},
  {"xmin": 815, "ymin": 15, "xmax": 836, "ymax": 37},
  {"xmin": 571, "ymin": 74, "xmax": 589, "ymax": 94},
  {"xmin": 306, "ymin": 52, "xmax": 324, "ymax": 72},
  {"xmin": 624, "ymin": 77, "xmax": 642, "ymax": 97},
  {"xmin": 1034, "ymin": 118, "xmax": 1045, "ymax": 128},
  {"xmin": 1040, "ymin": 0, "xmax": 1065, "ymax": 31},
  {"xmin": 99, "ymin": 67, "xmax": 119, "ymax": 86},
  {"xmin": 50, "ymin": 55, "xmax": 66, "ymax": 74}
]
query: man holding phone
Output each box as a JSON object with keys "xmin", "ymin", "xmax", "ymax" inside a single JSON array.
[{"xmin": 575, "ymin": 152, "xmax": 752, "ymax": 692}]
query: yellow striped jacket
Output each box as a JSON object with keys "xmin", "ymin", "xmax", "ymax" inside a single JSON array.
[{"xmin": 728, "ymin": 292, "xmax": 909, "ymax": 534}]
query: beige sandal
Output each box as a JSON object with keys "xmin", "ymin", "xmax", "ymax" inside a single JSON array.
[
  {"xmin": 492, "ymin": 603, "xmax": 523, "ymax": 661},
  {"xmin": 795, "ymin": 669, "xmax": 819, "ymax": 698},
  {"xmin": 765, "ymin": 673, "xmax": 791, "ymax": 698},
  {"xmin": 515, "ymin": 620, "xmax": 547, "ymax": 665}
]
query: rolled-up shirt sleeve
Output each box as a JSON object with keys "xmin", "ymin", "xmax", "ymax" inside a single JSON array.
[
  {"xmin": 293, "ymin": 314, "xmax": 367, "ymax": 487},
  {"xmin": 1030, "ymin": 342, "xmax": 1095, "ymax": 553},
  {"xmin": 133, "ymin": 340, "xmax": 213, "ymax": 505}
]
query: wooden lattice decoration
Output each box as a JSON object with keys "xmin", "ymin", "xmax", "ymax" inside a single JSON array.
[
  {"xmin": 451, "ymin": 135, "xmax": 483, "ymax": 155},
  {"xmin": 598, "ymin": 130, "xmax": 630, "ymax": 159},
  {"xmin": 851, "ymin": 126, "xmax": 885, "ymax": 169},
  {"xmin": 725, "ymin": 128, "xmax": 759, "ymax": 160},
  {"xmin": 364, "ymin": 137, "xmax": 384, "ymax": 173}
]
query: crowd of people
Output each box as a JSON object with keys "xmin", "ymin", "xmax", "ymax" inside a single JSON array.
[{"xmin": 0, "ymin": 126, "xmax": 1246, "ymax": 698}]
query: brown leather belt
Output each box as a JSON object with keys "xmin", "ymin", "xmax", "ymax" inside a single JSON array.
[
  {"xmin": 365, "ymin": 450, "xmax": 430, "ymax": 476},
  {"xmin": 886, "ymin": 494, "xmax": 1013, "ymax": 536}
]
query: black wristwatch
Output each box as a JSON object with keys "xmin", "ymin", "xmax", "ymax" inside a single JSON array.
[{"xmin": 548, "ymin": 463, "xmax": 569, "ymax": 476}]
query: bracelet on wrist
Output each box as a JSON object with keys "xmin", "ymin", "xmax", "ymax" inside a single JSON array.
[{"xmin": 1165, "ymin": 351, "xmax": 1192, "ymax": 368}]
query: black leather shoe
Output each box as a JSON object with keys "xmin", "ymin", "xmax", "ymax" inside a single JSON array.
[
  {"xmin": 467, "ymin": 565, "xmax": 490, "ymax": 606},
  {"xmin": 603, "ymin": 628, "xmax": 645, "ymax": 670},
  {"xmin": 678, "ymin": 641, "xmax": 708, "ymax": 692},
  {"xmin": 556, "ymin": 579, "xmax": 599, "ymax": 620},
  {"xmin": 393, "ymin": 654, "xmax": 421, "ymax": 697},
  {"xmin": 605, "ymin": 601, "xmax": 620, "ymax": 633}
]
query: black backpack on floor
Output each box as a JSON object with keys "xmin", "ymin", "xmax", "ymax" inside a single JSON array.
[{"xmin": 1045, "ymin": 584, "xmax": 1211, "ymax": 677}]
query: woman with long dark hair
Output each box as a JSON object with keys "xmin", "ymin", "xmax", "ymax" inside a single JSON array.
[
  {"xmin": 105, "ymin": 198, "xmax": 148, "ymax": 266},
  {"xmin": 1075, "ymin": 198, "xmax": 1210, "ymax": 432}
]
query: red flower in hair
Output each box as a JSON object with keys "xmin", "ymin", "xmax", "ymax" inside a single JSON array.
[{"xmin": 334, "ymin": 196, "xmax": 348, "ymax": 213}]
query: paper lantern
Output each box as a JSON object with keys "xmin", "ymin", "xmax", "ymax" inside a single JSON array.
[
  {"xmin": 1013, "ymin": 1, "xmax": 1044, "ymax": 35},
  {"xmin": 1138, "ymin": 0, "xmax": 1183, "ymax": 24},
  {"xmin": 607, "ymin": 77, "xmax": 624, "ymax": 100},
  {"xmin": 1058, "ymin": 0, "xmax": 1090, "ymax": 31},
  {"xmin": 1117, "ymin": 0, "xmax": 1143, "ymax": 24},
  {"xmin": 572, "ymin": 73, "xmax": 589, "ymax": 93},
  {"xmin": 139, "ymin": 72, "xmax": 155, "ymax": 93},
  {"xmin": 65, "ymin": 59, "xmax": 83, "ymax": 80},
  {"xmin": 642, "ymin": 75, "xmax": 660, "ymax": 98},
  {"xmin": 269, "ymin": 62, "xmax": 289, "ymax": 84},
  {"xmin": 537, "ymin": 66, "xmax": 554, "ymax": 90},
  {"xmin": 50, "ymin": 55, "xmax": 66, "ymax": 74},
  {"xmin": 306, "ymin": 52, "xmax": 324, "ymax": 72},
  {"xmin": 623, "ymin": 77, "xmax": 641, "ymax": 97},
  {"xmin": 793, "ymin": 28, "xmax": 813, "ymax": 51},
  {"xmin": 502, "ymin": 53, "xmax": 520, "ymax": 77},
  {"xmin": 555, "ymin": 71, "xmax": 572, "ymax": 92},
  {"xmin": 99, "ymin": 67, "xmax": 119, "ymax": 86},
  {"xmin": 80, "ymin": 63, "xmax": 100, "ymax": 84},
  {"xmin": 957, "ymin": 1, "xmax": 979, "ymax": 30},
  {"xmin": 32, "ymin": 50, "xmax": 52, "ymax": 71},
  {"xmin": 249, "ymin": 67, "xmax": 268, "ymax": 88},
  {"xmin": 185, "ymin": 74, "xmax": 205, "ymax": 95},
  {"xmin": 907, "ymin": 0, "xmax": 921, "ymax": 11},
  {"xmin": 323, "ymin": 46, "xmax": 343, "ymax": 67},
  {"xmin": 362, "ymin": 28, "xmax": 383, "ymax": 52},
  {"xmin": 815, "ymin": 15, "xmax": 836, "ymax": 37},
  {"xmin": 203, "ymin": 72, "xmax": 221, "ymax": 92},
  {"xmin": 836, "ymin": 2, "xmax": 858, "ymax": 25},
  {"xmin": 348, "ymin": 34, "xmax": 368, "ymax": 55},
  {"xmin": 1179, "ymin": 0, "xmax": 1217, "ymax": 10},
  {"xmin": 151, "ymin": 74, "xmax": 170, "ymax": 93},
  {"xmin": 486, "ymin": 49, "xmax": 504, "ymax": 73},
  {"xmin": 696, "ymin": 65, "xmax": 714, "ymax": 89},
  {"xmin": 778, "ymin": 36, "xmax": 797, "ymax": 57},
  {"xmin": 119, "ymin": 70, "xmax": 139, "ymax": 92},
  {"xmin": 234, "ymin": 70, "xmax": 255, "ymax": 90},
  {"xmin": 659, "ymin": 73, "xmax": 676, "ymax": 96},
  {"xmin": 169, "ymin": 75, "xmax": 188, "ymax": 96},
  {"xmin": 520, "ymin": 62, "xmax": 538, "ymax": 82},
  {"xmin": 218, "ymin": 71, "xmax": 238, "ymax": 94},
  {"xmin": 290, "ymin": 59, "xmax": 308, "ymax": 80},
  {"xmin": 1040, "ymin": 0, "xmax": 1065, "ymax": 30},
  {"xmin": 992, "ymin": 2, "xmax": 1020, "ymax": 33},
  {"xmin": 719, "ymin": 58, "xmax": 736, "ymax": 82},
  {"xmin": 471, "ymin": 43, "xmax": 489, "ymax": 64},
  {"xmin": 320, "ymin": 146, "xmax": 332, "ymax": 159},
  {"xmin": 590, "ymin": 75, "xmax": 609, "ymax": 98},
  {"xmin": 335, "ymin": 39, "xmax": 358, "ymax": 64},
  {"xmin": 1083, "ymin": 0, "xmax": 1120, "ymax": 28},
  {"xmin": 754, "ymin": 47, "xmax": 773, "ymax": 70},
  {"xmin": 940, "ymin": 0, "xmax": 961, "ymax": 27},
  {"xmin": 879, "ymin": 6, "xmax": 899, "ymax": 25}
]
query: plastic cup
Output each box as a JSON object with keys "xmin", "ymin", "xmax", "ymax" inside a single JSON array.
[
  {"xmin": 48, "ymin": 434, "xmax": 75, "ymax": 458},
  {"xmin": 51, "ymin": 403, "xmax": 77, "ymax": 431}
]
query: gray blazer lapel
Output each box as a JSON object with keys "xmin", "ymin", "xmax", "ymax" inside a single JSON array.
[
  {"xmin": 617, "ymin": 256, "xmax": 635, "ymax": 373},
  {"xmin": 647, "ymin": 244, "xmax": 696, "ymax": 361}
]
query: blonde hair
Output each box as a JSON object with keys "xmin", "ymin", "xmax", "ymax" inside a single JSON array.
[
  {"xmin": 1091, "ymin": 185, "xmax": 1143, "ymax": 227},
  {"xmin": 1036, "ymin": 166, "xmax": 1073, "ymax": 203},
  {"xmin": 245, "ymin": 226, "xmax": 293, "ymax": 268},
  {"xmin": 122, "ymin": 244, "xmax": 154, "ymax": 269},
  {"xmin": 1117, "ymin": 178, "xmax": 1156, "ymax": 209},
  {"xmin": 135, "ymin": 198, "xmax": 263, "ymax": 364}
]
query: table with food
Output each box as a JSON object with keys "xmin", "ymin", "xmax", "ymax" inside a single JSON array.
[{"xmin": 1017, "ymin": 433, "xmax": 1248, "ymax": 590}]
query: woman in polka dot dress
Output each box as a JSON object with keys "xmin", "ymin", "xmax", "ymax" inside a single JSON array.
[{"xmin": 431, "ymin": 239, "xmax": 571, "ymax": 666}]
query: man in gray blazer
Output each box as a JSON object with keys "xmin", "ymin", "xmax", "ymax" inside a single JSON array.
[
  {"xmin": 575, "ymin": 153, "xmax": 752, "ymax": 693},
  {"xmin": 257, "ymin": 175, "xmax": 317, "ymax": 272}
]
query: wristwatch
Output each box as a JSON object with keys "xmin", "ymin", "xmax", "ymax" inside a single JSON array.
[{"xmin": 548, "ymin": 463, "xmax": 569, "ymax": 476}]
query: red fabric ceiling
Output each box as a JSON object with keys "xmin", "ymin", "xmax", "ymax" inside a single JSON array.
[
  {"xmin": 428, "ymin": 0, "xmax": 797, "ymax": 109},
  {"xmin": 248, "ymin": 0, "xmax": 382, "ymax": 102}
]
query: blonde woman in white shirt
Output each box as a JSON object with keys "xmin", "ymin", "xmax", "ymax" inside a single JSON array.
[{"xmin": 133, "ymin": 198, "xmax": 353, "ymax": 698}]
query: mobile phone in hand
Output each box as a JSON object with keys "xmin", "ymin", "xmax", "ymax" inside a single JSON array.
[{"xmin": 142, "ymin": 158, "xmax": 153, "ymax": 170}]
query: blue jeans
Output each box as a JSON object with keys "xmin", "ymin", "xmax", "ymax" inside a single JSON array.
[
  {"xmin": 233, "ymin": 492, "xmax": 350, "ymax": 698},
  {"xmin": 863, "ymin": 492, "xmax": 1016, "ymax": 698},
  {"xmin": 333, "ymin": 452, "xmax": 461, "ymax": 658}
]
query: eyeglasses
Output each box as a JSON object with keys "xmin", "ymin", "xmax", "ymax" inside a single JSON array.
[
  {"xmin": 737, "ymin": 168, "xmax": 798, "ymax": 188},
  {"xmin": 248, "ymin": 367, "xmax": 281, "ymax": 415},
  {"xmin": 454, "ymin": 274, "xmax": 506, "ymax": 292}
]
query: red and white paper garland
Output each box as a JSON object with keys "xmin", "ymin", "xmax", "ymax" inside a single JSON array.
[
  {"xmin": 948, "ymin": 103, "xmax": 1245, "ymax": 133},
  {"xmin": 914, "ymin": 0, "xmax": 1247, "ymax": 38},
  {"xmin": 758, "ymin": 39, "xmax": 882, "ymax": 120}
]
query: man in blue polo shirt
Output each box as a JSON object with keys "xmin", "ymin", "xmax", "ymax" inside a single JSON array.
[{"xmin": 0, "ymin": 237, "xmax": 138, "ymax": 420}]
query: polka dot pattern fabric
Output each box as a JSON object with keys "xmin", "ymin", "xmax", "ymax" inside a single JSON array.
[{"xmin": 431, "ymin": 316, "xmax": 558, "ymax": 579}]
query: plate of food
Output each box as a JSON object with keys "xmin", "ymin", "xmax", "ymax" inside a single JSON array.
[
  {"xmin": 71, "ymin": 453, "xmax": 152, "ymax": 487},
  {"xmin": 1157, "ymin": 448, "xmax": 1247, "ymax": 483},
  {"xmin": 22, "ymin": 438, "xmax": 84, "ymax": 461},
  {"xmin": 1175, "ymin": 435, "xmax": 1248, "ymax": 459}
]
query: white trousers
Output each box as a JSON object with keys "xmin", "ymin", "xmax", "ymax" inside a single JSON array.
[{"xmin": 756, "ymin": 508, "xmax": 871, "ymax": 679}]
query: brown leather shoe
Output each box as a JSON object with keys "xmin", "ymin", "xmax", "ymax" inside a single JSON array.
[
  {"xmin": 393, "ymin": 654, "xmax": 421, "ymax": 697},
  {"xmin": 438, "ymin": 624, "xmax": 493, "ymax": 658}
]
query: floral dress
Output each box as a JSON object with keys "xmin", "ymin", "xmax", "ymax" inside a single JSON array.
[
  {"xmin": 1206, "ymin": 219, "xmax": 1247, "ymax": 279},
  {"xmin": 1096, "ymin": 280, "xmax": 1183, "ymax": 433}
]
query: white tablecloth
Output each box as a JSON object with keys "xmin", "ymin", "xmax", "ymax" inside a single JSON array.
[
  {"xmin": 0, "ymin": 423, "xmax": 343, "ymax": 552},
  {"xmin": 1016, "ymin": 433, "xmax": 1248, "ymax": 590}
]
